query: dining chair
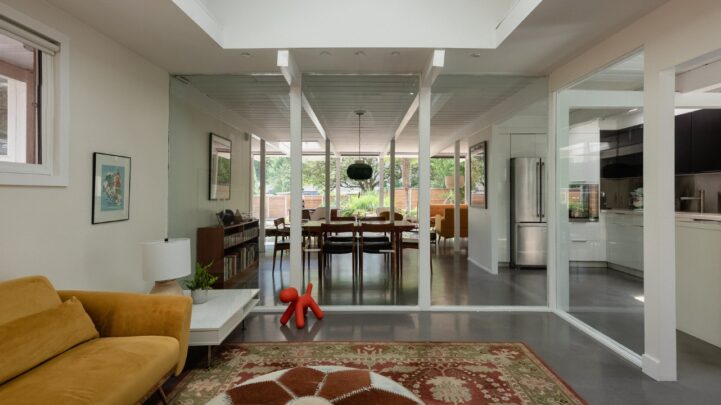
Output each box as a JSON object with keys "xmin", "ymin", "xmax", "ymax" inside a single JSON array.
[
  {"xmin": 358, "ymin": 222, "xmax": 397, "ymax": 285},
  {"xmin": 319, "ymin": 223, "xmax": 358, "ymax": 283},
  {"xmin": 379, "ymin": 211, "xmax": 404, "ymax": 221},
  {"xmin": 272, "ymin": 217, "xmax": 290, "ymax": 273}
]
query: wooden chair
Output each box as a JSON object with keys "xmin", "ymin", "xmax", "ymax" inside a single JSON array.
[
  {"xmin": 360, "ymin": 216, "xmax": 384, "ymax": 222},
  {"xmin": 272, "ymin": 218, "xmax": 290, "ymax": 273},
  {"xmin": 358, "ymin": 222, "xmax": 397, "ymax": 285},
  {"xmin": 319, "ymin": 223, "xmax": 358, "ymax": 283}
]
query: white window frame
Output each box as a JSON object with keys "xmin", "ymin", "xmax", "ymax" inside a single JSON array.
[{"xmin": 0, "ymin": 3, "xmax": 69, "ymax": 187}]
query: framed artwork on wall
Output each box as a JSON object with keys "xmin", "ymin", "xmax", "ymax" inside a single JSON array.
[
  {"xmin": 92, "ymin": 152, "xmax": 131, "ymax": 224},
  {"xmin": 469, "ymin": 141, "xmax": 487, "ymax": 209},
  {"xmin": 209, "ymin": 133, "xmax": 232, "ymax": 201}
]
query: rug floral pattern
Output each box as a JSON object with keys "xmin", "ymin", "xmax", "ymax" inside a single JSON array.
[{"xmin": 169, "ymin": 342, "xmax": 586, "ymax": 405}]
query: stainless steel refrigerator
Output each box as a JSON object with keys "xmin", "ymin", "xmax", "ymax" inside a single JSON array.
[{"xmin": 510, "ymin": 157, "xmax": 547, "ymax": 268}]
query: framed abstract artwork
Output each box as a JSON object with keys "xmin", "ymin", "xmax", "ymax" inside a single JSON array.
[
  {"xmin": 209, "ymin": 133, "xmax": 232, "ymax": 200},
  {"xmin": 92, "ymin": 152, "xmax": 131, "ymax": 224},
  {"xmin": 469, "ymin": 141, "xmax": 487, "ymax": 208}
]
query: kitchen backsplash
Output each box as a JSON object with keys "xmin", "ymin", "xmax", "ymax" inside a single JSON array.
[
  {"xmin": 601, "ymin": 177, "xmax": 643, "ymax": 209},
  {"xmin": 676, "ymin": 172, "xmax": 721, "ymax": 213}
]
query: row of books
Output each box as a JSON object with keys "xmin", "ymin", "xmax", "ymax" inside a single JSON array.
[
  {"xmin": 223, "ymin": 227, "xmax": 259, "ymax": 248},
  {"xmin": 222, "ymin": 244, "xmax": 259, "ymax": 281}
]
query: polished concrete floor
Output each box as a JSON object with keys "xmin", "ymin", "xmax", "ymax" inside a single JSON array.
[
  {"xmin": 239, "ymin": 239, "xmax": 547, "ymax": 307},
  {"xmin": 569, "ymin": 266, "xmax": 645, "ymax": 354},
  {"xmin": 204, "ymin": 312, "xmax": 721, "ymax": 405}
]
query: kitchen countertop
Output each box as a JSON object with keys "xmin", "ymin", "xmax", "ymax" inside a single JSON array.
[{"xmin": 601, "ymin": 209, "xmax": 721, "ymax": 223}]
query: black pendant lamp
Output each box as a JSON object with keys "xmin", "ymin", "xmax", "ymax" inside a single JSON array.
[{"xmin": 347, "ymin": 110, "xmax": 373, "ymax": 181}]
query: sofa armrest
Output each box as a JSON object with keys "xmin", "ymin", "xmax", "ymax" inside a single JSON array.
[{"xmin": 58, "ymin": 290, "xmax": 192, "ymax": 375}]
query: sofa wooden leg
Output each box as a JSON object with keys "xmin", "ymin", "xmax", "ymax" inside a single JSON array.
[{"xmin": 158, "ymin": 386, "xmax": 169, "ymax": 405}]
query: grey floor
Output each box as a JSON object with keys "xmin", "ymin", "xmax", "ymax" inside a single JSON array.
[
  {"xmin": 569, "ymin": 266, "xmax": 645, "ymax": 354},
  {"xmin": 219, "ymin": 312, "xmax": 721, "ymax": 405}
]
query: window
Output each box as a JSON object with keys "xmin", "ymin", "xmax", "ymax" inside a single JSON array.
[
  {"xmin": 0, "ymin": 33, "xmax": 39, "ymax": 164},
  {"xmin": 0, "ymin": 8, "xmax": 66, "ymax": 186}
]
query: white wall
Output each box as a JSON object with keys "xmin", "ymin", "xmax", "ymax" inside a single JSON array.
[
  {"xmin": 548, "ymin": 0, "xmax": 721, "ymax": 380},
  {"xmin": 467, "ymin": 127, "xmax": 494, "ymax": 273},
  {"xmin": 0, "ymin": 0, "xmax": 169, "ymax": 291},
  {"xmin": 168, "ymin": 79, "xmax": 252, "ymax": 266}
]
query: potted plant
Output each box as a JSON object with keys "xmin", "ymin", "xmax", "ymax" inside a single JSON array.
[{"xmin": 185, "ymin": 262, "xmax": 217, "ymax": 304}]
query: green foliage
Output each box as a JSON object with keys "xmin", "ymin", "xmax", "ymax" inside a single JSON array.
[
  {"xmin": 340, "ymin": 192, "xmax": 388, "ymax": 217},
  {"xmin": 185, "ymin": 262, "xmax": 217, "ymax": 291}
]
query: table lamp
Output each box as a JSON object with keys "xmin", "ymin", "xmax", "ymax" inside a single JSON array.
[{"xmin": 142, "ymin": 238, "xmax": 191, "ymax": 295}]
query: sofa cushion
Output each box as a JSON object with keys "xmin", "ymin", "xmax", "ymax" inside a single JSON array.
[
  {"xmin": 0, "ymin": 336, "xmax": 179, "ymax": 405},
  {"xmin": 0, "ymin": 276, "xmax": 61, "ymax": 325},
  {"xmin": 0, "ymin": 296, "xmax": 99, "ymax": 384}
]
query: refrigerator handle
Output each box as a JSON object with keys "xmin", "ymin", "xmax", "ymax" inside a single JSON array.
[
  {"xmin": 540, "ymin": 161, "xmax": 545, "ymax": 219},
  {"xmin": 536, "ymin": 161, "xmax": 541, "ymax": 218}
]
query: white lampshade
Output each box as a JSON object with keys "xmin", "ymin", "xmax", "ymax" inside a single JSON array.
[{"xmin": 141, "ymin": 238, "xmax": 191, "ymax": 282}]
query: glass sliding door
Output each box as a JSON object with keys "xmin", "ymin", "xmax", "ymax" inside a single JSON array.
[{"xmin": 555, "ymin": 52, "xmax": 645, "ymax": 355}]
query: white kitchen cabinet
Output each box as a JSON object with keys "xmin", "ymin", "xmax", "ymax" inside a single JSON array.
[
  {"xmin": 569, "ymin": 218, "xmax": 607, "ymax": 262},
  {"xmin": 605, "ymin": 211, "xmax": 644, "ymax": 271}
]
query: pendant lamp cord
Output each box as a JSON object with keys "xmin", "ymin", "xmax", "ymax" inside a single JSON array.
[{"xmin": 357, "ymin": 112, "xmax": 361, "ymax": 158}]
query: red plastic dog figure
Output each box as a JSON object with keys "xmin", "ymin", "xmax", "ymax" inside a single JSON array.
[{"xmin": 279, "ymin": 283, "xmax": 324, "ymax": 329}]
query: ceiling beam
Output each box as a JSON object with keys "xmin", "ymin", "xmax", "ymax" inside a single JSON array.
[
  {"xmin": 495, "ymin": 0, "xmax": 543, "ymax": 46},
  {"xmin": 382, "ymin": 49, "xmax": 445, "ymax": 156},
  {"xmin": 278, "ymin": 50, "xmax": 339, "ymax": 157},
  {"xmin": 676, "ymin": 58, "xmax": 721, "ymax": 94},
  {"xmin": 430, "ymin": 77, "xmax": 547, "ymax": 156},
  {"xmin": 675, "ymin": 92, "xmax": 721, "ymax": 108}
]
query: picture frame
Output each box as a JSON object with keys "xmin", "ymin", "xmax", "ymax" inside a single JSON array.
[
  {"xmin": 469, "ymin": 141, "xmax": 488, "ymax": 209},
  {"xmin": 209, "ymin": 133, "xmax": 232, "ymax": 200},
  {"xmin": 92, "ymin": 152, "xmax": 131, "ymax": 224}
]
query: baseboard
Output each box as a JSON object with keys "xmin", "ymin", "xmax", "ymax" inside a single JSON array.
[
  {"xmin": 467, "ymin": 257, "xmax": 495, "ymax": 274},
  {"xmin": 608, "ymin": 262, "xmax": 644, "ymax": 278},
  {"xmin": 570, "ymin": 260, "xmax": 607, "ymax": 268}
]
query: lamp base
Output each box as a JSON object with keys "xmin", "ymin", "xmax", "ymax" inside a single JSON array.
[{"xmin": 149, "ymin": 279, "xmax": 183, "ymax": 295}]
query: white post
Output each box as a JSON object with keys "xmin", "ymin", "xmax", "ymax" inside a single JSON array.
[
  {"xmin": 258, "ymin": 140, "xmax": 266, "ymax": 252},
  {"xmin": 378, "ymin": 153, "xmax": 385, "ymax": 211},
  {"xmin": 325, "ymin": 139, "xmax": 331, "ymax": 220},
  {"xmin": 335, "ymin": 156, "xmax": 341, "ymax": 209},
  {"xmin": 453, "ymin": 140, "xmax": 461, "ymax": 252},
  {"xmin": 642, "ymin": 68, "xmax": 677, "ymax": 381},
  {"xmin": 418, "ymin": 83, "xmax": 432, "ymax": 310},
  {"xmin": 289, "ymin": 82, "xmax": 303, "ymax": 289},
  {"xmin": 389, "ymin": 140, "xmax": 396, "ymax": 219}
]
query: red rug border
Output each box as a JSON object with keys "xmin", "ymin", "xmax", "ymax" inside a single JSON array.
[{"xmin": 210, "ymin": 340, "xmax": 588, "ymax": 404}]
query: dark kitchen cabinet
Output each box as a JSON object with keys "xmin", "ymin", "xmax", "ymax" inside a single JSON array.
[
  {"xmin": 618, "ymin": 125, "xmax": 643, "ymax": 147},
  {"xmin": 675, "ymin": 112, "xmax": 693, "ymax": 174},
  {"xmin": 690, "ymin": 109, "xmax": 721, "ymax": 173}
]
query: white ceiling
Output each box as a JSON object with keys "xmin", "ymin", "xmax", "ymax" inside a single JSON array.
[
  {"xmin": 0, "ymin": 34, "xmax": 34, "ymax": 71},
  {"xmin": 45, "ymin": 0, "xmax": 668, "ymax": 155}
]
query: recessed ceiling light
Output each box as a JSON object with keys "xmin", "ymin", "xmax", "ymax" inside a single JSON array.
[
  {"xmin": 409, "ymin": 92, "xmax": 415, "ymax": 96},
  {"xmin": 355, "ymin": 50, "xmax": 366, "ymax": 57},
  {"xmin": 240, "ymin": 51, "xmax": 252, "ymax": 57},
  {"xmin": 471, "ymin": 53, "xmax": 482, "ymax": 58},
  {"xmin": 391, "ymin": 51, "xmax": 401, "ymax": 57}
]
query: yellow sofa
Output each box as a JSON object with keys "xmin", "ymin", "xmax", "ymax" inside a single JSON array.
[
  {"xmin": 434, "ymin": 205, "xmax": 469, "ymax": 243},
  {"xmin": 0, "ymin": 276, "xmax": 192, "ymax": 405}
]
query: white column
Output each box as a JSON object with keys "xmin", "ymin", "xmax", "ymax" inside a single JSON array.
[
  {"xmin": 335, "ymin": 157, "xmax": 341, "ymax": 209},
  {"xmin": 418, "ymin": 84, "xmax": 432, "ymax": 310},
  {"xmin": 289, "ymin": 83, "xmax": 303, "ymax": 289},
  {"xmin": 453, "ymin": 141, "xmax": 461, "ymax": 251},
  {"xmin": 378, "ymin": 154, "xmax": 385, "ymax": 211},
  {"xmin": 642, "ymin": 68, "xmax": 677, "ymax": 381},
  {"xmin": 258, "ymin": 140, "xmax": 267, "ymax": 252},
  {"xmin": 389, "ymin": 140, "xmax": 396, "ymax": 219},
  {"xmin": 325, "ymin": 139, "xmax": 331, "ymax": 220}
]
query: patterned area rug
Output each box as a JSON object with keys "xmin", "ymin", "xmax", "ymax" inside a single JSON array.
[{"xmin": 169, "ymin": 342, "xmax": 586, "ymax": 405}]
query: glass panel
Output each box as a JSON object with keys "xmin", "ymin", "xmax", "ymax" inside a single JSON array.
[
  {"xmin": 556, "ymin": 52, "xmax": 645, "ymax": 355},
  {"xmin": 0, "ymin": 33, "xmax": 39, "ymax": 164}
]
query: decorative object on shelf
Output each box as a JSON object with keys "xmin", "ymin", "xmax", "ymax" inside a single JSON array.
[
  {"xmin": 469, "ymin": 141, "xmax": 488, "ymax": 208},
  {"xmin": 630, "ymin": 187, "xmax": 644, "ymax": 210},
  {"xmin": 197, "ymin": 219, "xmax": 260, "ymax": 289},
  {"xmin": 279, "ymin": 283, "xmax": 324, "ymax": 329},
  {"xmin": 346, "ymin": 110, "xmax": 373, "ymax": 181},
  {"xmin": 141, "ymin": 238, "xmax": 191, "ymax": 295},
  {"xmin": 209, "ymin": 133, "xmax": 232, "ymax": 201},
  {"xmin": 92, "ymin": 152, "xmax": 131, "ymax": 224},
  {"xmin": 217, "ymin": 209, "xmax": 235, "ymax": 226},
  {"xmin": 185, "ymin": 261, "xmax": 218, "ymax": 304}
]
